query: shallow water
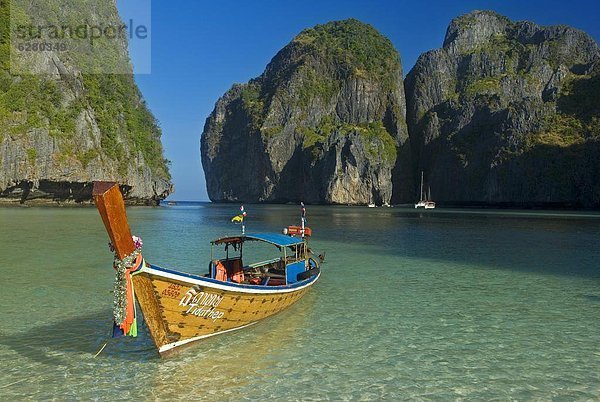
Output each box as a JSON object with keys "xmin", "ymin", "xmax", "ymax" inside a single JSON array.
[{"xmin": 0, "ymin": 204, "xmax": 599, "ymax": 400}]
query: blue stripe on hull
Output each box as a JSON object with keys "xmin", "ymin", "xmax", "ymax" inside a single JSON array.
[{"xmin": 146, "ymin": 263, "xmax": 319, "ymax": 291}]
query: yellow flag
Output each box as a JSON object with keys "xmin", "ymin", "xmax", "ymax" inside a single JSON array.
[{"xmin": 231, "ymin": 214, "xmax": 244, "ymax": 223}]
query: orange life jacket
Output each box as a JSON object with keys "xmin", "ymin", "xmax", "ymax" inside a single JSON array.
[{"xmin": 214, "ymin": 261, "xmax": 227, "ymax": 282}]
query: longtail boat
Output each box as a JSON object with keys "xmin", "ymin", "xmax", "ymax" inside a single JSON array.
[{"xmin": 93, "ymin": 181, "xmax": 321, "ymax": 356}]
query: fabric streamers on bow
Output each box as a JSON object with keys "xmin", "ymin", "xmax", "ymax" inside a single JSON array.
[{"xmin": 111, "ymin": 236, "xmax": 143, "ymax": 338}]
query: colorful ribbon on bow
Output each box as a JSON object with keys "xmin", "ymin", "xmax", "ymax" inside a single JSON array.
[{"xmin": 110, "ymin": 237, "xmax": 144, "ymax": 337}]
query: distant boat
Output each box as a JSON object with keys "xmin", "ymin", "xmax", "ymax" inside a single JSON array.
[
  {"xmin": 167, "ymin": 201, "xmax": 177, "ymax": 206},
  {"xmin": 415, "ymin": 171, "xmax": 436, "ymax": 209},
  {"xmin": 93, "ymin": 182, "xmax": 321, "ymax": 356}
]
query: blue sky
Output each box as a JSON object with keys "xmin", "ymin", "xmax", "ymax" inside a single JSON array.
[{"xmin": 116, "ymin": 0, "xmax": 600, "ymax": 201}]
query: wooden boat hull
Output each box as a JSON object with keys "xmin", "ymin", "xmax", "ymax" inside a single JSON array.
[
  {"xmin": 92, "ymin": 181, "xmax": 321, "ymax": 356},
  {"xmin": 132, "ymin": 263, "xmax": 320, "ymax": 355}
]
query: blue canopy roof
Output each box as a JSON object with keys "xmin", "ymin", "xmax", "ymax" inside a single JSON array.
[
  {"xmin": 245, "ymin": 233, "xmax": 304, "ymax": 247},
  {"xmin": 212, "ymin": 233, "xmax": 303, "ymax": 247}
]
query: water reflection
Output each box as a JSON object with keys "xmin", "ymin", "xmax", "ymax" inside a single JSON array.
[
  {"xmin": 0, "ymin": 310, "xmax": 156, "ymax": 365},
  {"xmin": 130, "ymin": 204, "xmax": 600, "ymax": 280},
  {"xmin": 148, "ymin": 294, "xmax": 315, "ymax": 399}
]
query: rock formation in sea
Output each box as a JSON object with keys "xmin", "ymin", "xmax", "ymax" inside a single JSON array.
[
  {"xmin": 403, "ymin": 10, "xmax": 600, "ymax": 207},
  {"xmin": 201, "ymin": 19, "xmax": 409, "ymax": 204},
  {"xmin": 0, "ymin": 1, "xmax": 172, "ymax": 205}
]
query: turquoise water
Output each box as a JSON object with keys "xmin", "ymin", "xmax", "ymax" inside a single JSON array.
[{"xmin": 0, "ymin": 204, "xmax": 599, "ymax": 400}]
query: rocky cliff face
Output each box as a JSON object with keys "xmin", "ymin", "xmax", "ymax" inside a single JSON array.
[
  {"xmin": 403, "ymin": 10, "xmax": 600, "ymax": 207},
  {"xmin": 0, "ymin": 1, "xmax": 172, "ymax": 205},
  {"xmin": 202, "ymin": 19, "xmax": 409, "ymax": 204}
]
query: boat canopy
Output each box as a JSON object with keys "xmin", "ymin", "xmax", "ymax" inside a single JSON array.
[{"xmin": 212, "ymin": 233, "xmax": 304, "ymax": 247}]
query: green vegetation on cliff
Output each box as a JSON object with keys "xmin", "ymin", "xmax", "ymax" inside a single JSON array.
[
  {"xmin": 296, "ymin": 68, "xmax": 340, "ymax": 107},
  {"xmin": 83, "ymin": 73, "xmax": 170, "ymax": 178},
  {"xmin": 533, "ymin": 70, "xmax": 600, "ymax": 148},
  {"xmin": 0, "ymin": 0, "xmax": 170, "ymax": 181},
  {"xmin": 294, "ymin": 19, "xmax": 400, "ymax": 83},
  {"xmin": 0, "ymin": 4, "xmax": 61, "ymax": 139},
  {"xmin": 240, "ymin": 82, "xmax": 265, "ymax": 131},
  {"xmin": 453, "ymin": 10, "xmax": 511, "ymax": 30},
  {"xmin": 300, "ymin": 118, "xmax": 396, "ymax": 164}
]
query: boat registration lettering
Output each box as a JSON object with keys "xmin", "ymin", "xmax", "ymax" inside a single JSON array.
[
  {"xmin": 179, "ymin": 286, "xmax": 225, "ymax": 321},
  {"xmin": 161, "ymin": 283, "xmax": 182, "ymax": 299}
]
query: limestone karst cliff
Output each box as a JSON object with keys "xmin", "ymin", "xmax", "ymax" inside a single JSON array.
[
  {"xmin": 201, "ymin": 19, "xmax": 409, "ymax": 204},
  {"xmin": 403, "ymin": 10, "xmax": 599, "ymax": 207},
  {"xmin": 205, "ymin": 12, "xmax": 599, "ymax": 207},
  {"xmin": 0, "ymin": 0, "xmax": 172, "ymax": 205}
]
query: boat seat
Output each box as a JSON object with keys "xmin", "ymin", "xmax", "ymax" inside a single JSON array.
[
  {"xmin": 266, "ymin": 278, "xmax": 286, "ymax": 286},
  {"xmin": 228, "ymin": 259, "xmax": 244, "ymax": 283},
  {"xmin": 264, "ymin": 272, "xmax": 285, "ymax": 279}
]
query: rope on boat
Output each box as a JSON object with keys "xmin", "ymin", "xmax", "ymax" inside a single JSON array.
[
  {"xmin": 0, "ymin": 378, "xmax": 28, "ymax": 389},
  {"xmin": 93, "ymin": 342, "xmax": 108, "ymax": 358}
]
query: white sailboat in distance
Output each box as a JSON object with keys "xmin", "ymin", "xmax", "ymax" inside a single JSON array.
[{"xmin": 415, "ymin": 171, "xmax": 436, "ymax": 209}]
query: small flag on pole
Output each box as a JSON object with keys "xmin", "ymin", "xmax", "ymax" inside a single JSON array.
[
  {"xmin": 231, "ymin": 205, "xmax": 247, "ymax": 234},
  {"xmin": 231, "ymin": 205, "xmax": 247, "ymax": 223}
]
